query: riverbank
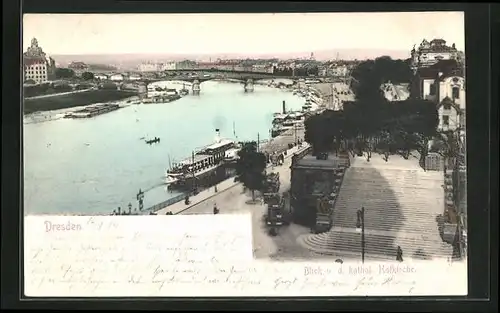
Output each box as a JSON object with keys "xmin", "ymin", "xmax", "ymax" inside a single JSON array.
[
  {"xmin": 118, "ymin": 133, "xmax": 307, "ymax": 216},
  {"xmin": 24, "ymin": 81, "xmax": 306, "ymax": 215},
  {"xmin": 310, "ymin": 82, "xmax": 355, "ymax": 111},
  {"xmin": 23, "ymin": 89, "xmax": 138, "ymax": 114},
  {"xmin": 154, "ymin": 143, "xmax": 310, "ymax": 215},
  {"xmin": 310, "ymin": 83, "xmax": 334, "ymax": 109}
]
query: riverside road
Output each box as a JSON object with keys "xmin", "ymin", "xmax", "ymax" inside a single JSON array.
[{"xmin": 171, "ymin": 142, "xmax": 326, "ymax": 261}]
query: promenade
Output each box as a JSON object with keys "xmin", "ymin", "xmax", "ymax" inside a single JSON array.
[
  {"xmin": 310, "ymin": 82, "xmax": 354, "ymax": 111},
  {"xmin": 24, "ymin": 88, "xmax": 94, "ymax": 100},
  {"xmin": 297, "ymin": 153, "xmax": 455, "ymax": 261},
  {"xmin": 171, "ymin": 142, "xmax": 326, "ymax": 261},
  {"xmin": 310, "ymin": 83, "xmax": 335, "ymax": 109},
  {"xmin": 260, "ymin": 128, "xmax": 305, "ymax": 155}
]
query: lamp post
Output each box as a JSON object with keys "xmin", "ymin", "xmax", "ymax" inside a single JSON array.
[
  {"xmin": 356, "ymin": 206, "xmax": 365, "ymax": 263},
  {"xmin": 136, "ymin": 189, "xmax": 144, "ymax": 211},
  {"xmin": 294, "ymin": 123, "xmax": 298, "ymax": 145}
]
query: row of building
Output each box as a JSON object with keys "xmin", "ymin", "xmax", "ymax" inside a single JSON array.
[
  {"xmin": 138, "ymin": 60, "xmax": 275, "ymax": 74},
  {"xmin": 136, "ymin": 58, "xmax": 353, "ymax": 77},
  {"xmin": 381, "ymin": 39, "xmax": 465, "ymax": 135},
  {"xmin": 23, "ymin": 38, "xmax": 57, "ymax": 84},
  {"xmin": 409, "ymin": 38, "xmax": 465, "ymax": 135},
  {"xmin": 410, "ymin": 38, "xmax": 467, "ymax": 258},
  {"xmin": 23, "ymin": 38, "xmax": 355, "ymax": 85},
  {"xmin": 23, "ymin": 38, "xmax": 118, "ymax": 84}
]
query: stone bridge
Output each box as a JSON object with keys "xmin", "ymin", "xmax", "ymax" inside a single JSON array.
[
  {"xmin": 123, "ymin": 70, "xmax": 312, "ymax": 94},
  {"xmin": 120, "ymin": 69, "xmax": 338, "ymax": 94},
  {"xmin": 128, "ymin": 69, "xmax": 300, "ymax": 84}
]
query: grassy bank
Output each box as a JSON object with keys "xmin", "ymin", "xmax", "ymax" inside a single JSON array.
[{"xmin": 23, "ymin": 89, "xmax": 138, "ymax": 114}]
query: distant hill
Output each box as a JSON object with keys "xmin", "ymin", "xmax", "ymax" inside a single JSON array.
[{"xmin": 52, "ymin": 48, "xmax": 410, "ymax": 69}]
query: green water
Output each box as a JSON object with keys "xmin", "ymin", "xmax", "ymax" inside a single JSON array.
[{"xmin": 23, "ymin": 80, "xmax": 303, "ymax": 214}]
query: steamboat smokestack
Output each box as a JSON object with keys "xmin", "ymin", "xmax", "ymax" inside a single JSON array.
[
  {"xmin": 215, "ymin": 128, "xmax": 221, "ymax": 142},
  {"xmin": 282, "ymin": 101, "xmax": 286, "ymax": 114}
]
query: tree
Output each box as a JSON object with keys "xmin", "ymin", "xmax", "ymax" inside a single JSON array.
[
  {"xmin": 433, "ymin": 131, "xmax": 460, "ymax": 169},
  {"xmin": 377, "ymin": 130, "xmax": 393, "ymax": 161},
  {"xmin": 304, "ymin": 113, "xmax": 333, "ymax": 155},
  {"xmin": 351, "ymin": 56, "xmax": 413, "ymax": 102},
  {"xmin": 304, "ymin": 98, "xmax": 438, "ymax": 163},
  {"xmin": 55, "ymin": 68, "xmax": 75, "ymax": 79},
  {"xmin": 235, "ymin": 142, "xmax": 267, "ymax": 201},
  {"xmin": 405, "ymin": 99, "xmax": 439, "ymax": 166},
  {"xmin": 304, "ymin": 57, "xmax": 437, "ymax": 167},
  {"xmin": 81, "ymin": 71, "xmax": 95, "ymax": 81},
  {"xmin": 306, "ymin": 65, "xmax": 319, "ymax": 76}
]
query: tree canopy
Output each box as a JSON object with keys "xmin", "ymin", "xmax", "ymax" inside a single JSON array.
[
  {"xmin": 235, "ymin": 141, "xmax": 267, "ymax": 201},
  {"xmin": 81, "ymin": 71, "xmax": 95, "ymax": 81},
  {"xmin": 350, "ymin": 56, "xmax": 414, "ymax": 101},
  {"xmin": 305, "ymin": 56, "xmax": 438, "ymax": 166},
  {"xmin": 305, "ymin": 100, "xmax": 438, "ymax": 159},
  {"xmin": 55, "ymin": 68, "xmax": 75, "ymax": 79},
  {"xmin": 273, "ymin": 65, "xmax": 319, "ymax": 77}
]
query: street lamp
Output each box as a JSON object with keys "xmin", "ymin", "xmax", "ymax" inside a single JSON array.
[
  {"xmin": 356, "ymin": 207, "xmax": 365, "ymax": 263},
  {"xmin": 294, "ymin": 123, "xmax": 298, "ymax": 145},
  {"xmin": 136, "ymin": 189, "xmax": 145, "ymax": 211}
]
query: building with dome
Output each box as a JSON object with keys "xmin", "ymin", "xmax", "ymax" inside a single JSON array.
[
  {"xmin": 409, "ymin": 39, "xmax": 466, "ymax": 135},
  {"xmin": 23, "ymin": 38, "xmax": 56, "ymax": 84},
  {"xmin": 410, "ymin": 39, "xmax": 463, "ymax": 70}
]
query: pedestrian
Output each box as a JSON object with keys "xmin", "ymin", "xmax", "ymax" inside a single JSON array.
[
  {"xmin": 396, "ymin": 246, "xmax": 403, "ymax": 262},
  {"xmin": 214, "ymin": 185, "xmax": 218, "ymax": 193}
]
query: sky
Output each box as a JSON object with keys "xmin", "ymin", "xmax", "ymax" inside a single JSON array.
[{"xmin": 23, "ymin": 12, "xmax": 465, "ymax": 57}]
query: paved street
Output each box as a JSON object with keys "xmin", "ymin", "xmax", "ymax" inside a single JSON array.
[
  {"xmin": 311, "ymin": 82, "xmax": 354, "ymax": 111},
  {"xmin": 156, "ymin": 143, "xmax": 307, "ymax": 215},
  {"xmin": 25, "ymin": 88, "xmax": 93, "ymax": 100},
  {"xmin": 175, "ymin": 143, "xmax": 329, "ymax": 260},
  {"xmin": 176, "ymin": 144, "xmax": 307, "ymax": 216},
  {"xmin": 260, "ymin": 129, "xmax": 305, "ymax": 155}
]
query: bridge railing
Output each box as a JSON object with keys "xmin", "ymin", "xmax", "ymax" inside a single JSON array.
[
  {"xmin": 141, "ymin": 183, "xmax": 216, "ymax": 214},
  {"xmin": 141, "ymin": 193, "xmax": 188, "ymax": 214}
]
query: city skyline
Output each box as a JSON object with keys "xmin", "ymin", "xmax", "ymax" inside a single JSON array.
[{"xmin": 23, "ymin": 12, "xmax": 464, "ymax": 60}]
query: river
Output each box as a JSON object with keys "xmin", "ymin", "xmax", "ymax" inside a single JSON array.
[{"xmin": 23, "ymin": 80, "xmax": 303, "ymax": 215}]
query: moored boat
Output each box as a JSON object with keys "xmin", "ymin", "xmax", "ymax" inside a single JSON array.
[
  {"xmin": 164, "ymin": 129, "xmax": 241, "ymax": 188},
  {"xmin": 63, "ymin": 103, "xmax": 120, "ymax": 118}
]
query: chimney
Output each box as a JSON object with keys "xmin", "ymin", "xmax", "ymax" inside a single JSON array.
[
  {"xmin": 215, "ymin": 129, "xmax": 221, "ymax": 142},
  {"xmin": 282, "ymin": 101, "xmax": 286, "ymax": 114}
]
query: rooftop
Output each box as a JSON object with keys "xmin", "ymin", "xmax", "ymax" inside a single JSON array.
[
  {"xmin": 23, "ymin": 57, "xmax": 47, "ymax": 67},
  {"xmin": 417, "ymin": 59, "xmax": 464, "ymax": 79},
  {"xmin": 68, "ymin": 62, "xmax": 88, "ymax": 69},
  {"xmin": 204, "ymin": 139, "xmax": 234, "ymax": 150},
  {"xmin": 179, "ymin": 154, "xmax": 213, "ymax": 165}
]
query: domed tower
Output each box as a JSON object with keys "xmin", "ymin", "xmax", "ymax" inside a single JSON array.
[
  {"xmin": 23, "ymin": 38, "xmax": 51, "ymax": 84},
  {"xmin": 25, "ymin": 37, "xmax": 45, "ymax": 57},
  {"xmin": 409, "ymin": 44, "xmax": 419, "ymax": 73},
  {"xmin": 420, "ymin": 39, "xmax": 430, "ymax": 49}
]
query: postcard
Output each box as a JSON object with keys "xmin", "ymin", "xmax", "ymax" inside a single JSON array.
[{"xmin": 23, "ymin": 12, "xmax": 467, "ymax": 297}]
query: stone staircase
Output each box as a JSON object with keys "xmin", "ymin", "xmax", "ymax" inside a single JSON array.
[{"xmin": 297, "ymin": 154, "xmax": 454, "ymax": 261}]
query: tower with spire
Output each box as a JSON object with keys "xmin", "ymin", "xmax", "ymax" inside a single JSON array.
[{"xmin": 23, "ymin": 38, "xmax": 56, "ymax": 84}]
